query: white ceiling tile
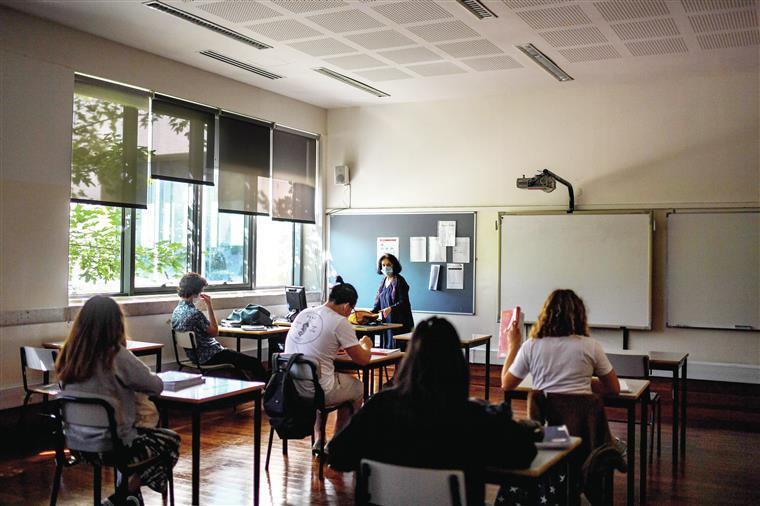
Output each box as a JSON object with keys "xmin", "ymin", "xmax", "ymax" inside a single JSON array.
[
  {"xmin": 502, "ymin": 0, "xmax": 570, "ymax": 9},
  {"xmin": 306, "ymin": 9, "xmax": 384, "ymax": 33},
  {"xmin": 436, "ymin": 39, "xmax": 504, "ymax": 58},
  {"xmin": 593, "ymin": 1, "xmax": 671, "ymax": 22},
  {"xmin": 345, "ymin": 30, "xmax": 416, "ymax": 50},
  {"xmin": 246, "ymin": 19, "xmax": 323, "ymax": 41},
  {"xmin": 405, "ymin": 61, "xmax": 468, "ymax": 76},
  {"xmin": 288, "ymin": 37, "xmax": 357, "ymax": 56},
  {"xmin": 407, "ymin": 20, "xmax": 480, "ymax": 42},
  {"xmin": 558, "ymin": 44, "xmax": 622, "ymax": 61},
  {"xmin": 271, "ymin": 0, "xmax": 348, "ymax": 14},
  {"xmin": 197, "ymin": 1, "xmax": 282, "ymax": 22},
  {"xmin": 516, "ymin": 5, "xmax": 592, "ymax": 29},
  {"xmin": 697, "ymin": 29, "xmax": 760, "ymax": 48},
  {"xmin": 461, "ymin": 55, "xmax": 523, "ymax": 71},
  {"xmin": 371, "ymin": 1, "xmax": 453, "ymax": 24},
  {"xmin": 611, "ymin": 18, "xmax": 680, "ymax": 40},
  {"xmin": 539, "ymin": 26, "xmax": 608, "ymax": 47},
  {"xmin": 626, "ymin": 37, "xmax": 689, "ymax": 56},
  {"xmin": 322, "ymin": 53, "xmax": 387, "ymax": 70},
  {"xmin": 378, "ymin": 46, "xmax": 443, "ymax": 64},
  {"xmin": 688, "ymin": 10, "xmax": 758, "ymax": 33},
  {"xmin": 354, "ymin": 68, "xmax": 415, "ymax": 81},
  {"xmin": 681, "ymin": 0, "xmax": 757, "ymax": 13}
]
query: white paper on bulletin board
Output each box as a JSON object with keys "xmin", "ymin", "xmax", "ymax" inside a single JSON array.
[
  {"xmin": 428, "ymin": 236, "xmax": 446, "ymax": 262},
  {"xmin": 438, "ymin": 220, "xmax": 456, "ymax": 247},
  {"xmin": 452, "ymin": 237, "xmax": 470, "ymax": 263},
  {"xmin": 446, "ymin": 263, "xmax": 464, "ymax": 289},
  {"xmin": 376, "ymin": 237, "xmax": 399, "ymax": 261},
  {"xmin": 410, "ymin": 237, "xmax": 426, "ymax": 262}
]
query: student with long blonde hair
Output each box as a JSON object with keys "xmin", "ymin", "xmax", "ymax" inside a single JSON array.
[
  {"xmin": 501, "ymin": 289, "xmax": 620, "ymax": 395},
  {"xmin": 56, "ymin": 296, "xmax": 180, "ymax": 505}
]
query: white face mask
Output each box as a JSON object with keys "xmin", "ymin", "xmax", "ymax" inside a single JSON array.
[
  {"xmin": 382, "ymin": 265, "xmax": 393, "ymax": 276},
  {"xmin": 192, "ymin": 295, "xmax": 200, "ymax": 305}
]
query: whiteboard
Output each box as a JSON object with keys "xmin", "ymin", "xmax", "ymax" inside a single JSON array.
[
  {"xmin": 500, "ymin": 213, "xmax": 652, "ymax": 329},
  {"xmin": 666, "ymin": 211, "xmax": 760, "ymax": 330}
]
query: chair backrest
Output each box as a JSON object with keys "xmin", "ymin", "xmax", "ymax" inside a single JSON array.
[
  {"xmin": 57, "ymin": 393, "xmax": 122, "ymax": 454},
  {"xmin": 271, "ymin": 353, "xmax": 323, "ymax": 402},
  {"xmin": 171, "ymin": 330, "xmax": 197, "ymax": 365},
  {"xmin": 357, "ymin": 459, "xmax": 466, "ymax": 506},
  {"xmin": 20, "ymin": 346, "xmax": 57, "ymax": 391},
  {"xmin": 606, "ymin": 353, "xmax": 650, "ymax": 379}
]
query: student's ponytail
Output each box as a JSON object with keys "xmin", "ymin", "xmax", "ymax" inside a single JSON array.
[{"xmin": 329, "ymin": 276, "xmax": 358, "ymax": 306}]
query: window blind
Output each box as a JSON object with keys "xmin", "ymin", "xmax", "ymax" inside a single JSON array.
[
  {"xmin": 150, "ymin": 94, "xmax": 216, "ymax": 185},
  {"xmin": 217, "ymin": 113, "xmax": 272, "ymax": 215},
  {"xmin": 71, "ymin": 75, "xmax": 150, "ymax": 209},
  {"xmin": 271, "ymin": 126, "xmax": 317, "ymax": 224}
]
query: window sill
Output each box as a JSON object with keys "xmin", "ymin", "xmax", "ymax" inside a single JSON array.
[{"xmin": 2, "ymin": 289, "xmax": 322, "ymax": 327}]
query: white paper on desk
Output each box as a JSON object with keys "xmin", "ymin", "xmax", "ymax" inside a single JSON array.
[
  {"xmin": 446, "ymin": 263, "xmax": 464, "ymax": 289},
  {"xmin": 428, "ymin": 264, "xmax": 441, "ymax": 290},
  {"xmin": 438, "ymin": 220, "xmax": 456, "ymax": 247},
  {"xmin": 452, "ymin": 237, "xmax": 470, "ymax": 263},
  {"xmin": 410, "ymin": 237, "xmax": 426, "ymax": 262},
  {"xmin": 376, "ymin": 237, "xmax": 399, "ymax": 261},
  {"xmin": 428, "ymin": 236, "xmax": 446, "ymax": 262}
]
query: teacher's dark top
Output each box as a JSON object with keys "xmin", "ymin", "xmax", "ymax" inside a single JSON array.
[{"xmin": 372, "ymin": 274, "xmax": 414, "ymax": 334}]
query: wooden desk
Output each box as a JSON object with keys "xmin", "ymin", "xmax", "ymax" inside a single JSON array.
[
  {"xmin": 648, "ymin": 351, "xmax": 689, "ymax": 470},
  {"xmin": 155, "ymin": 377, "xmax": 265, "ymax": 506},
  {"xmin": 334, "ymin": 351, "xmax": 404, "ymax": 401},
  {"xmin": 394, "ymin": 332, "xmax": 493, "ymax": 400},
  {"xmin": 274, "ymin": 320, "xmax": 404, "ymax": 336},
  {"xmin": 44, "ymin": 340, "xmax": 163, "ymax": 372},
  {"xmin": 218, "ymin": 325, "xmax": 290, "ymax": 364},
  {"xmin": 509, "ymin": 377, "xmax": 650, "ymax": 506},
  {"xmin": 485, "ymin": 436, "xmax": 583, "ymax": 504}
]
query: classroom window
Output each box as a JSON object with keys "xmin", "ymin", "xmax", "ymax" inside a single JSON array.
[
  {"xmin": 255, "ymin": 216, "xmax": 294, "ymax": 287},
  {"xmin": 68, "ymin": 203, "xmax": 124, "ymax": 296},
  {"xmin": 201, "ymin": 183, "xmax": 250, "ymax": 286}
]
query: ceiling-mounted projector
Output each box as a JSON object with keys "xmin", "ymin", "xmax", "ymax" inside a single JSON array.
[{"xmin": 516, "ymin": 169, "xmax": 575, "ymax": 213}]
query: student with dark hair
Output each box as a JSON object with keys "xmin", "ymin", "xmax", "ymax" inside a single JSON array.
[
  {"xmin": 372, "ymin": 253, "xmax": 414, "ymax": 348},
  {"xmin": 171, "ymin": 272, "xmax": 267, "ymax": 381},
  {"xmin": 284, "ymin": 276, "xmax": 373, "ymax": 448},
  {"xmin": 501, "ymin": 289, "xmax": 620, "ymax": 395},
  {"xmin": 56, "ymin": 296, "xmax": 180, "ymax": 504},
  {"xmin": 328, "ymin": 317, "xmax": 537, "ymax": 505}
]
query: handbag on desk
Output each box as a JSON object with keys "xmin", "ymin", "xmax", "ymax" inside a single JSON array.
[{"xmin": 228, "ymin": 304, "xmax": 273, "ymax": 326}]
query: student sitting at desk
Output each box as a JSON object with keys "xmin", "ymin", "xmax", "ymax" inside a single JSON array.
[
  {"xmin": 284, "ymin": 276, "xmax": 373, "ymax": 450},
  {"xmin": 56, "ymin": 296, "xmax": 180, "ymax": 505},
  {"xmin": 328, "ymin": 317, "xmax": 537, "ymax": 506},
  {"xmin": 500, "ymin": 289, "xmax": 620, "ymax": 396},
  {"xmin": 172, "ymin": 272, "xmax": 267, "ymax": 381}
]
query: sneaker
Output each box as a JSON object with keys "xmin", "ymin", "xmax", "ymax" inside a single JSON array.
[
  {"xmin": 311, "ymin": 440, "xmax": 324, "ymax": 457},
  {"xmin": 614, "ymin": 437, "xmax": 628, "ymax": 458}
]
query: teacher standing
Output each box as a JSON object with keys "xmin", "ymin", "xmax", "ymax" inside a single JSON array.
[{"xmin": 372, "ymin": 254, "xmax": 414, "ymax": 348}]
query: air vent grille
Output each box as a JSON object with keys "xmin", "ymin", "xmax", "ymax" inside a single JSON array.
[
  {"xmin": 200, "ymin": 50, "xmax": 282, "ymax": 79},
  {"xmin": 313, "ymin": 68, "xmax": 390, "ymax": 97},
  {"xmin": 144, "ymin": 1, "xmax": 272, "ymax": 49},
  {"xmin": 457, "ymin": 0, "xmax": 499, "ymax": 19}
]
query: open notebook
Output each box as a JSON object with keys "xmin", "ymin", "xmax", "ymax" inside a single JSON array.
[{"xmin": 619, "ymin": 379, "xmax": 631, "ymax": 393}]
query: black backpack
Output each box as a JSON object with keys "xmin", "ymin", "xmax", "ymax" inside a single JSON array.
[{"xmin": 263, "ymin": 353, "xmax": 324, "ymax": 439}]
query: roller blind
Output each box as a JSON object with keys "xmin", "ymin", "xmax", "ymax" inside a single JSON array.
[
  {"xmin": 217, "ymin": 113, "xmax": 271, "ymax": 215},
  {"xmin": 271, "ymin": 126, "xmax": 317, "ymax": 224},
  {"xmin": 71, "ymin": 75, "xmax": 150, "ymax": 209},
  {"xmin": 150, "ymin": 94, "xmax": 216, "ymax": 185}
]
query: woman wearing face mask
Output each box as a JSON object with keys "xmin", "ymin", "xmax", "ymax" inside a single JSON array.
[
  {"xmin": 171, "ymin": 272, "xmax": 267, "ymax": 381},
  {"xmin": 371, "ymin": 254, "xmax": 414, "ymax": 348}
]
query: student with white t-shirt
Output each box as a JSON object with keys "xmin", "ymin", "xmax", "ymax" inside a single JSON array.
[
  {"xmin": 284, "ymin": 276, "xmax": 373, "ymax": 447},
  {"xmin": 501, "ymin": 289, "xmax": 620, "ymax": 395}
]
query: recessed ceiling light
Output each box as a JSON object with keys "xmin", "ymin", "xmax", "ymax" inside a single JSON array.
[{"xmin": 516, "ymin": 43, "xmax": 573, "ymax": 82}]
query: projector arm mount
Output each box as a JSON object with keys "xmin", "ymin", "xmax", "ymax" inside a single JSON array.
[{"xmin": 542, "ymin": 169, "xmax": 574, "ymax": 213}]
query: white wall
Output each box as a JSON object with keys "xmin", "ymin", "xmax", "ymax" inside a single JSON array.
[
  {"xmin": 0, "ymin": 8, "xmax": 327, "ymax": 408},
  {"xmin": 325, "ymin": 71, "xmax": 760, "ymax": 383}
]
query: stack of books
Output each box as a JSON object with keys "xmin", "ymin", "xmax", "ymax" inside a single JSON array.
[
  {"xmin": 158, "ymin": 371, "xmax": 205, "ymax": 391},
  {"xmin": 371, "ymin": 348, "xmax": 401, "ymax": 355}
]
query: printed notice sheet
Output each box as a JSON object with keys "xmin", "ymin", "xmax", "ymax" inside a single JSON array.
[
  {"xmin": 438, "ymin": 221, "xmax": 456, "ymax": 247},
  {"xmin": 428, "ymin": 236, "xmax": 446, "ymax": 263},
  {"xmin": 429, "ymin": 265, "xmax": 441, "ymax": 290},
  {"xmin": 446, "ymin": 263, "xmax": 464, "ymax": 290},
  {"xmin": 376, "ymin": 237, "xmax": 399, "ymax": 261},
  {"xmin": 452, "ymin": 237, "xmax": 470, "ymax": 263},
  {"xmin": 410, "ymin": 237, "xmax": 426, "ymax": 262}
]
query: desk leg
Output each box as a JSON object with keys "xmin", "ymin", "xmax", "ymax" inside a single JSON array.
[
  {"xmin": 362, "ymin": 369, "xmax": 370, "ymax": 401},
  {"xmin": 236, "ymin": 337, "xmax": 241, "ymax": 353},
  {"xmin": 627, "ymin": 404, "xmax": 635, "ymax": 506},
  {"xmin": 254, "ymin": 393, "xmax": 261, "ymax": 506},
  {"xmin": 681, "ymin": 359, "xmax": 687, "ymax": 460},
  {"xmin": 485, "ymin": 340, "xmax": 491, "ymax": 401},
  {"xmin": 257, "ymin": 339, "xmax": 263, "ymax": 364},
  {"xmin": 672, "ymin": 366, "xmax": 680, "ymax": 472},
  {"xmin": 155, "ymin": 349, "xmax": 162, "ymax": 372},
  {"xmin": 640, "ymin": 391, "xmax": 648, "ymax": 505},
  {"xmin": 192, "ymin": 409, "xmax": 201, "ymax": 506},
  {"xmin": 464, "ymin": 346, "xmax": 470, "ymax": 369}
]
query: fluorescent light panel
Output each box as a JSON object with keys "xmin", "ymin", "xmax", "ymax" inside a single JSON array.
[
  {"xmin": 144, "ymin": 1, "xmax": 272, "ymax": 50},
  {"xmin": 313, "ymin": 68, "xmax": 390, "ymax": 98},
  {"xmin": 457, "ymin": 0, "xmax": 498, "ymax": 19},
  {"xmin": 200, "ymin": 51, "xmax": 282, "ymax": 80},
  {"xmin": 516, "ymin": 43, "xmax": 573, "ymax": 82}
]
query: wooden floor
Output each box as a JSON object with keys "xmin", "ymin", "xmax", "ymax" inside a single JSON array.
[{"xmin": 1, "ymin": 367, "xmax": 759, "ymax": 505}]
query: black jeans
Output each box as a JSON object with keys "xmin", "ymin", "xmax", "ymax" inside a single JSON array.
[{"xmin": 204, "ymin": 349, "xmax": 267, "ymax": 381}]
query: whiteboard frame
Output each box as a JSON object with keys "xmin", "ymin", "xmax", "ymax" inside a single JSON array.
[
  {"xmin": 497, "ymin": 210, "xmax": 654, "ymax": 330},
  {"xmin": 665, "ymin": 208, "xmax": 760, "ymax": 332},
  {"xmin": 326, "ymin": 210, "xmax": 477, "ymax": 316}
]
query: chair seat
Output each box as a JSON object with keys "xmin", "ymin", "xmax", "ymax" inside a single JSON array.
[{"xmin": 29, "ymin": 383, "xmax": 60, "ymax": 396}]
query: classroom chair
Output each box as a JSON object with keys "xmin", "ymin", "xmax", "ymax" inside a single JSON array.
[
  {"xmin": 170, "ymin": 330, "xmax": 236, "ymax": 377},
  {"xmin": 49, "ymin": 394, "xmax": 174, "ymax": 506},
  {"xmin": 19, "ymin": 346, "xmax": 60, "ymax": 424},
  {"xmin": 606, "ymin": 353, "xmax": 662, "ymax": 462},
  {"xmin": 264, "ymin": 353, "xmax": 353, "ymax": 480},
  {"xmin": 356, "ymin": 459, "xmax": 466, "ymax": 506}
]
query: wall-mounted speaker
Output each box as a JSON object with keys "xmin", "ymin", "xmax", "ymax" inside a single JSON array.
[{"xmin": 334, "ymin": 165, "xmax": 350, "ymax": 185}]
